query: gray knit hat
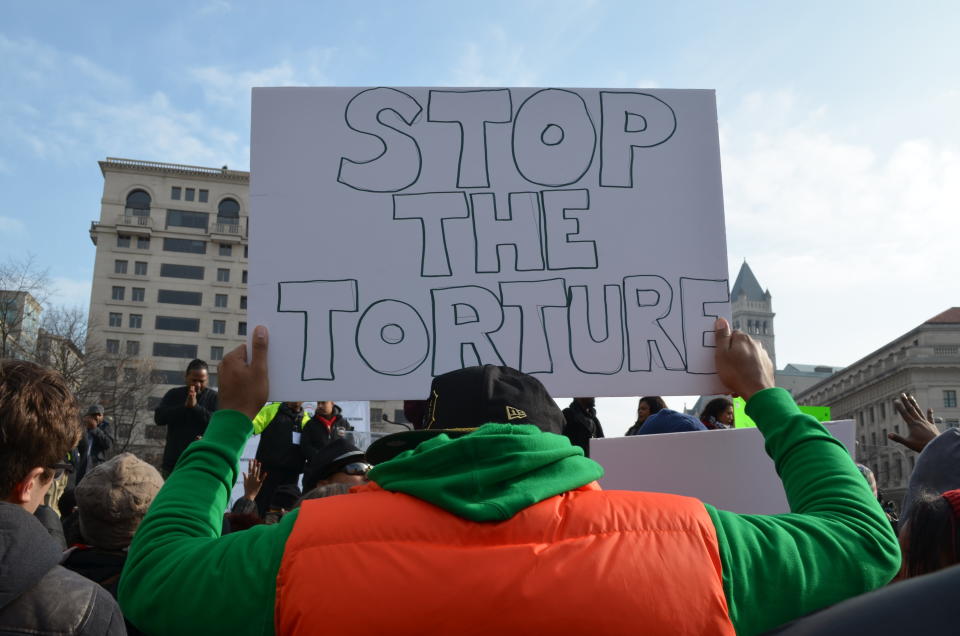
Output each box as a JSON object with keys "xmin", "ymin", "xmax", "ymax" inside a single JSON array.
[{"xmin": 76, "ymin": 453, "xmax": 164, "ymax": 550}]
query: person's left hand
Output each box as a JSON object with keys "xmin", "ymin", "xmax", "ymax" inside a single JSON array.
[
  {"xmin": 218, "ymin": 325, "xmax": 269, "ymax": 420},
  {"xmin": 242, "ymin": 459, "xmax": 267, "ymax": 501}
]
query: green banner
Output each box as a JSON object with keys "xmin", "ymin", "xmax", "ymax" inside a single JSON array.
[{"xmin": 733, "ymin": 396, "xmax": 831, "ymax": 428}]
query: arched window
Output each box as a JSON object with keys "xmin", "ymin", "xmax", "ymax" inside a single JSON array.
[
  {"xmin": 762, "ymin": 320, "xmax": 768, "ymax": 334},
  {"xmin": 126, "ymin": 190, "xmax": 151, "ymax": 217},
  {"xmin": 747, "ymin": 319, "xmax": 754, "ymax": 334},
  {"xmin": 218, "ymin": 198, "xmax": 240, "ymax": 223}
]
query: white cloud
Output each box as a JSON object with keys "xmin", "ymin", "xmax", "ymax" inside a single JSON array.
[
  {"xmin": 0, "ymin": 216, "xmax": 25, "ymax": 233},
  {"xmin": 198, "ymin": 0, "xmax": 232, "ymax": 16},
  {"xmin": 189, "ymin": 52, "xmax": 335, "ymax": 111},
  {"xmin": 0, "ymin": 36, "xmax": 248, "ymax": 169},
  {"xmin": 451, "ymin": 29, "xmax": 538, "ymax": 86},
  {"xmin": 50, "ymin": 276, "xmax": 92, "ymax": 309},
  {"xmin": 720, "ymin": 90, "xmax": 960, "ymax": 367}
]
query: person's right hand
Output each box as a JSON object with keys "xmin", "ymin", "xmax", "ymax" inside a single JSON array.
[
  {"xmin": 185, "ymin": 385, "xmax": 198, "ymax": 408},
  {"xmin": 713, "ymin": 317, "xmax": 775, "ymax": 401},
  {"xmin": 242, "ymin": 459, "xmax": 267, "ymax": 500},
  {"xmin": 218, "ymin": 325, "xmax": 269, "ymax": 420},
  {"xmin": 889, "ymin": 393, "xmax": 939, "ymax": 453}
]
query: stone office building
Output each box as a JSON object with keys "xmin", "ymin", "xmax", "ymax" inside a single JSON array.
[{"xmin": 795, "ymin": 308, "xmax": 960, "ymax": 508}]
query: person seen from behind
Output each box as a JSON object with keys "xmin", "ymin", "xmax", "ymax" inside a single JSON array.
[
  {"xmin": 63, "ymin": 453, "xmax": 162, "ymax": 634},
  {"xmin": 118, "ymin": 320, "xmax": 899, "ymax": 635},
  {"xmin": 887, "ymin": 392, "xmax": 960, "ymax": 580}
]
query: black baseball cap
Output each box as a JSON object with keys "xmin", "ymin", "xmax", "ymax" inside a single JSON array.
[
  {"xmin": 302, "ymin": 439, "xmax": 367, "ymax": 491},
  {"xmin": 366, "ymin": 365, "xmax": 565, "ymax": 464}
]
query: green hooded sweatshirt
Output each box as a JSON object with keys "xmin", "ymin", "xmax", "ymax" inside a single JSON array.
[{"xmin": 119, "ymin": 388, "xmax": 899, "ymax": 636}]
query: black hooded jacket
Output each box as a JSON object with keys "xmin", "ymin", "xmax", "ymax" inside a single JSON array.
[
  {"xmin": 0, "ymin": 502, "xmax": 125, "ymax": 634},
  {"xmin": 302, "ymin": 405, "xmax": 354, "ymax": 462}
]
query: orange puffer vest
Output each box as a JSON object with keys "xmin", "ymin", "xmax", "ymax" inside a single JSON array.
[{"xmin": 276, "ymin": 482, "xmax": 733, "ymax": 635}]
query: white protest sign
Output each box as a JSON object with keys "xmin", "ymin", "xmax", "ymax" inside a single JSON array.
[
  {"xmin": 250, "ymin": 87, "xmax": 729, "ymax": 400},
  {"xmin": 590, "ymin": 421, "xmax": 856, "ymax": 515}
]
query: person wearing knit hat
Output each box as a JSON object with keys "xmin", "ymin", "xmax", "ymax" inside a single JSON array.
[{"xmin": 74, "ymin": 453, "xmax": 164, "ymax": 551}]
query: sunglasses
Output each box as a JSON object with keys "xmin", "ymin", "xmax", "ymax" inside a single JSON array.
[
  {"xmin": 342, "ymin": 462, "xmax": 372, "ymax": 476},
  {"xmin": 49, "ymin": 462, "xmax": 74, "ymax": 480}
]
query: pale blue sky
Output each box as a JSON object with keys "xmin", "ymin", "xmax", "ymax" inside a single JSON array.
[{"xmin": 2, "ymin": 1, "xmax": 958, "ymax": 428}]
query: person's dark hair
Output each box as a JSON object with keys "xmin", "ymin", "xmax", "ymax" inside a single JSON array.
[
  {"xmin": 0, "ymin": 360, "xmax": 81, "ymax": 497},
  {"xmin": 902, "ymin": 490, "xmax": 960, "ymax": 578},
  {"xmin": 186, "ymin": 359, "xmax": 208, "ymax": 374},
  {"xmin": 637, "ymin": 396, "xmax": 667, "ymax": 419},
  {"xmin": 700, "ymin": 397, "xmax": 734, "ymax": 422}
]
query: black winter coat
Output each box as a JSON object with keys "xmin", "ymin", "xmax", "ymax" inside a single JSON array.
[
  {"xmin": 155, "ymin": 386, "xmax": 219, "ymax": 473},
  {"xmin": 0, "ymin": 502, "xmax": 126, "ymax": 635},
  {"xmin": 255, "ymin": 403, "xmax": 308, "ymax": 472},
  {"xmin": 302, "ymin": 406, "xmax": 354, "ymax": 462},
  {"xmin": 562, "ymin": 400, "xmax": 605, "ymax": 457}
]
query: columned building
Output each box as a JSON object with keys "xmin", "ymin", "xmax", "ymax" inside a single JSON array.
[{"xmin": 795, "ymin": 308, "xmax": 960, "ymax": 508}]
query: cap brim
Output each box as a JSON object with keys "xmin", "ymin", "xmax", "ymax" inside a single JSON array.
[{"xmin": 367, "ymin": 428, "xmax": 476, "ymax": 464}]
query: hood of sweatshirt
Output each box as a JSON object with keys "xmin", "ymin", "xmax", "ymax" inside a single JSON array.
[
  {"xmin": 0, "ymin": 502, "xmax": 63, "ymax": 609},
  {"xmin": 368, "ymin": 423, "xmax": 604, "ymax": 522},
  {"xmin": 902, "ymin": 429, "xmax": 960, "ymax": 521}
]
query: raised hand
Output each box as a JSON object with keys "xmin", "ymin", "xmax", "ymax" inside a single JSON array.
[
  {"xmin": 218, "ymin": 325, "xmax": 269, "ymax": 421},
  {"xmin": 185, "ymin": 384, "xmax": 198, "ymax": 408},
  {"xmin": 713, "ymin": 317, "xmax": 775, "ymax": 401},
  {"xmin": 889, "ymin": 393, "xmax": 939, "ymax": 453},
  {"xmin": 242, "ymin": 459, "xmax": 268, "ymax": 501}
]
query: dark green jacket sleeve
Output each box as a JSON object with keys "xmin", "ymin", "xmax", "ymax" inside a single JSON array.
[
  {"xmin": 705, "ymin": 388, "xmax": 900, "ymax": 636},
  {"xmin": 118, "ymin": 410, "xmax": 298, "ymax": 636}
]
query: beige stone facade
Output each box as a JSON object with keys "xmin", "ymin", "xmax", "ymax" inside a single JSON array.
[{"xmin": 795, "ymin": 308, "xmax": 960, "ymax": 508}]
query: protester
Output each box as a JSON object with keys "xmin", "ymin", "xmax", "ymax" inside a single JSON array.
[
  {"xmin": 636, "ymin": 408, "xmax": 708, "ymax": 434},
  {"xmin": 63, "ymin": 453, "xmax": 162, "ymax": 635},
  {"xmin": 73, "ymin": 404, "xmax": 114, "ymax": 483},
  {"xmin": 0, "ymin": 359, "xmax": 125, "ymax": 634},
  {"xmin": 302, "ymin": 400, "xmax": 354, "ymax": 461},
  {"xmin": 894, "ymin": 394, "xmax": 956, "ymax": 523},
  {"xmin": 561, "ymin": 397, "xmax": 604, "ymax": 456},
  {"xmin": 301, "ymin": 439, "xmax": 370, "ymax": 492},
  {"xmin": 154, "ymin": 358, "xmax": 219, "ymax": 476},
  {"xmin": 118, "ymin": 321, "xmax": 899, "ymax": 635},
  {"xmin": 625, "ymin": 396, "xmax": 667, "ymax": 435},
  {"xmin": 251, "ymin": 402, "xmax": 310, "ymax": 516},
  {"xmin": 897, "ymin": 489, "xmax": 960, "ymax": 579},
  {"xmin": 700, "ymin": 396, "xmax": 735, "ymax": 429}
]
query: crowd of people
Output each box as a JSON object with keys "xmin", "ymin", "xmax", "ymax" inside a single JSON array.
[{"xmin": 2, "ymin": 317, "xmax": 959, "ymax": 634}]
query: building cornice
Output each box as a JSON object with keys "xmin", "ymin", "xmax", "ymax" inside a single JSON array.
[{"xmin": 99, "ymin": 158, "xmax": 249, "ymax": 184}]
